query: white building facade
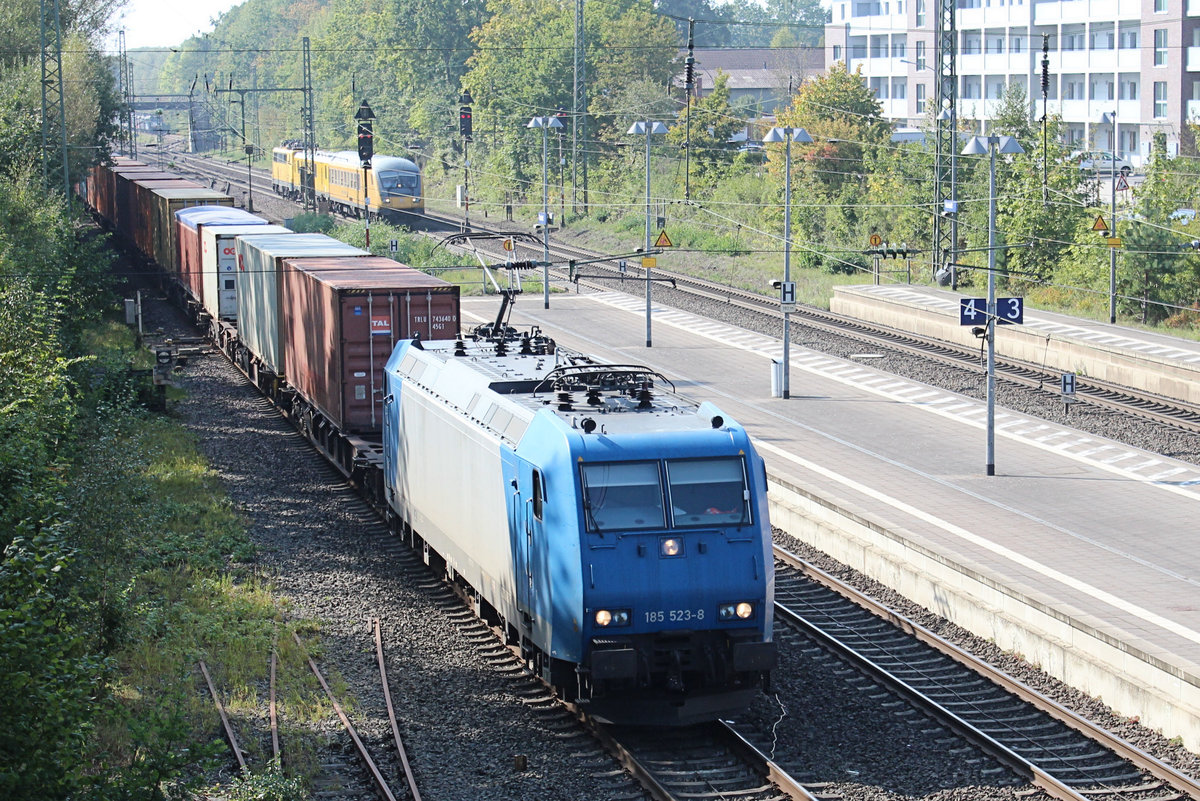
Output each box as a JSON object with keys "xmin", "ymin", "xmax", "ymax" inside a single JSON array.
[{"xmin": 825, "ymin": 0, "xmax": 1200, "ymax": 165}]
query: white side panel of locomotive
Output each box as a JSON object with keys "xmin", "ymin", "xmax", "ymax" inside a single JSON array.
[{"xmin": 390, "ymin": 374, "xmax": 520, "ymax": 624}]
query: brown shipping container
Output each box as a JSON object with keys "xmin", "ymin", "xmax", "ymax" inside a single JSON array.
[
  {"xmin": 281, "ymin": 256, "xmax": 461, "ymax": 434},
  {"xmin": 126, "ymin": 178, "xmax": 205, "ymax": 260},
  {"xmin": 100, "ymin": 166, "xmax": 170, "ymax": 233},
  {"xmin": 114, "ymin": 172, "xmax": 190, "ymax": 243}
]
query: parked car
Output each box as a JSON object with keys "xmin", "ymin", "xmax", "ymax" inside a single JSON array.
[
  {"xmin": 735, "ymin": 142, "xmax": 767, "ymax": 162},
  {"xmin": 1074, "ymin": 151, "xmax": 1135, "ymax": 177}
]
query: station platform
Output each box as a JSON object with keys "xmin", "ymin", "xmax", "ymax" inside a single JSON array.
[
  {"xmin": 832, "ymin": 283, "xmax": 1200, "ymax": 406},
  {"xmin": 468, "ymin": 290, "xmax": 1200, "ymax": 752}
]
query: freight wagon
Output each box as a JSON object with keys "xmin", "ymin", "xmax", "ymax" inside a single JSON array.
[{"xmin": 175, "ymin": 206, "xmax": 287, "ymax": 325}]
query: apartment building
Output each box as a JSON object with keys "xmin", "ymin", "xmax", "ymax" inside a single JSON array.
[{"xmin": 824, "ymin": 0, "xmax": 1200, "ymax": 164}]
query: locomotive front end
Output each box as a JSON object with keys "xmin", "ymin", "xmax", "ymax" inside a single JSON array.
[{"xmin": 553, "ymin": 391, "xmax": 776, "ymax": 725}]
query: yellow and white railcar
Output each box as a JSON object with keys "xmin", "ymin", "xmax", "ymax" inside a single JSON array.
[{"xmin": 271, "ymin": 147, "xmax": 423, "ymax": 222}]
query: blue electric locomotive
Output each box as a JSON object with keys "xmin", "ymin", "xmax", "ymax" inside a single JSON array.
[{"xmin": 382, "ymin": 332, "xmax": 776, "ymax": 724}]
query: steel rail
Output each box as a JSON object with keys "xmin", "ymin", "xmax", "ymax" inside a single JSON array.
[
  {"xmin": 292, "ymin": 631, "xmax": 399, "ymax": 801},
  {"xmin": 774, "ymin": 545, "xmax": 1200, "ymax": 801},
  {"xmin": 198, "ymin": 659, "xmax": 247, "ymax": 773},
  {"xmin": 269, "ymin": 650, "xmax": 280, "ymax": 764},
  {"xmin": 716, "ymin": 721, "xmax": 821, "ymax": 801},
  {"xmin": 373, "ymin": 619, "xmax": 423, "ymax": 801}
]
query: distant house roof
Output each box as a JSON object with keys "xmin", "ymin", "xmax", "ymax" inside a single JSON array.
[{"xmin": 678, "ymin": 48, "xmax": 826, "ymax": 113}]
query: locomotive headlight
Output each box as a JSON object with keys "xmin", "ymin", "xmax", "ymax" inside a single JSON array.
[
  {"xmin": 660, "ymin": 537, "xmax": 682, "ymax": 557},
  {"xmin": 594, "ymin": 608, "xmax": 631, "ymax": 627},
  {"xmin": 719, "ymin": 602, "xmax": 755, "ymax": 621}
]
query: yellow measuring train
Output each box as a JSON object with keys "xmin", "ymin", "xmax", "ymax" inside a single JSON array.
[{"xmin": 271, "ymin": 145, "xmax": 423, "ymax": 222}]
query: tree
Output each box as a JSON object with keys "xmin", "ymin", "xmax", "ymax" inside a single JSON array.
[
  {"xmin": 1121, "ymin": 147, "xmax": 1195, "ymax": 323},
  {"xmin": 997, "ymin": 113, "xmax": 1087, "ymax": 287},
  {"xmin": 667, "ymin": 71, "xmax": 744, "ymax": 193}
]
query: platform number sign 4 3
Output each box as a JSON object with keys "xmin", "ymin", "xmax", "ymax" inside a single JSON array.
[{"xmin": 959, "ymin": 297, "xmax": 1024, "ymax": 326}]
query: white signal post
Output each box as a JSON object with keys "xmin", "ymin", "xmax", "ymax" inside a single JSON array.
[
  {"xmin": 962, "ymin": 133, "xmax": 1024, "ymax": 476},
  {"xmin": 763, "ymin": 125, "xmax": 813, "ymax": 399},
  {"xmin": 528, "ymin": 115, "xmax": 564, "ymax": 308},
  {"xmin": 628, "ymin": 120, "xmax": 668, "ymax": 347}
]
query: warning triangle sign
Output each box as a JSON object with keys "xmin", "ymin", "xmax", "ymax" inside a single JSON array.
[
  {"xmin": 1092, "ymin": 215, "xmax": 1109, "ymax": 232},
  {"xmin": 654, "ymin": 230, "xmax": 673, "ymax": 248},
  {"xmin": 1115, "ymin": 174, "xmax": 1130, "ymax": 191}
]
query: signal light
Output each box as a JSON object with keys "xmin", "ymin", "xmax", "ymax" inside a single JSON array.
[
  {"xmin": 354, "ymin": 100, "xmax": 376, "ymax": 167},
  {"xmin": 459, "ymin": 106, "xmax": 472, "ymax": 139},
  {"xmin": 357, "ymin": 121, "xmax": 373, "ymax": 166}
]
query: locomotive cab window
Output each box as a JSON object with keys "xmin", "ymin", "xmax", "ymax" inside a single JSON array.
[
  {"xmin": 379, "ymin": 170, "xmax": 419, "ymax": 197},
  {"xmin": 531, "ymin": 470, "xmax": 544, "ymax": 520},
  {"xmin": 666, "ymin": 457, "xmax": 751, "ymax": 527},
  {"xmin": 580, "ymin": 461, "xmax": 664, "ymax": 533}
]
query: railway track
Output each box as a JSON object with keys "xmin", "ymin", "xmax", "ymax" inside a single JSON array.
[
  {"xmin": 758, "ymin": 546, "xmax": 1200, "ymax": 801},
  {"xmin": 133, "ymin": 155, "xmax": 1200, "ymax": 800},
  {"xmin": 167, "ymin": 147, "xmax": 1200, "ymax": 438}
]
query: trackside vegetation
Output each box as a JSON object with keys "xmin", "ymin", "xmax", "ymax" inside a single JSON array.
[
  {"xmin": 149, "ymin": 0, "xmax": 1200, "ymax": 330},
  {"xmin": 0, "ymin": 7, "xmax": 331, "ymax": 799},
  {"xmin": 0, "ymin": 174, "xmax": 335, "ymax": 798}
]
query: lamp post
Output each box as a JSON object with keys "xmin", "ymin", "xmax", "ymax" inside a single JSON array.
[
  {"xmin": 528, "ymin": 115, "xmax": 564, "ymax": 308},
  {"xmin": 763, "ymin": 125, "xmax": 813, "ymax": 399},
  {"xmin": 1100, "ymin": 110, "xmax": 1118, "ymax": 324},
  {"xmin": 937, "ymin": 107, "xmax": 959, "ymax": 289},
  {"xmin": 627, "ymin": 120, "xmax": 668, "ymax": 347},
  {"xmin": 244, "ymin": 143, "xmax": 254, "ymax": 212},
  {"xmin": 962, "ymin": 133, "xmax": 1024, "ymax": 477}
]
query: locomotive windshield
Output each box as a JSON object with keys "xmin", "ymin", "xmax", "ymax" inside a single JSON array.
[
  {"xmin": 580, "ymin": 457, "xmax": 751, "ymax": 532},
  {"xmin": 580, "ymin": 461, "xmax": 664, "ymax": 532},
  {"xmin": 666, "ymin": 457, "xmax": 751, "ymax": 527},
  {"xmin": 377, "ymin": 170, "xmax": 419, "ymax": 198}
]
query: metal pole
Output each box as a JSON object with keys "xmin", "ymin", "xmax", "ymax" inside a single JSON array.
[
  {"xmin": 782, "ymin": 131, "xmax": 792, "ymax": 399},
  {"xmin": 986, "ymin": 137, "xmax": 997, "ymax": 477},
  {"xmin": 464, "ymin": 137, "xmax": 470, "ymax": 232},
  {"xmin": 1109, "ymin": 109, "xmax": 1117, "ymax": 324},
  {"xmin": 542, "ymin": 122, "xmax": 550, "ymax": 309},
  {"xmin": 364, "ymin": 164, "xmax": 370, "ymax": 248},
  {"xmin": 644, "ymin": 124, "xmax": 653, "ymax": 348},
  {"xmin": 247, "ymin": 148, "xmax": 254, "ymax": 212},
  {"xmin": 950, "ymin": 105, "xmax": 958, "ymax": 290}
]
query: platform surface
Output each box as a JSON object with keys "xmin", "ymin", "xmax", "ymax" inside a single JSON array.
[
  {"xmin": 467, "ymin": 291, "xmax": 1200, "ymax": 689},
  {"xmin": 837, "ymin": 283, "xmax": 1200, "ymax": 366}
]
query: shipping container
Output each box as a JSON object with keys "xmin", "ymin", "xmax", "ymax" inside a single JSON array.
[
  {"xmin": 143, "ymin": 187, "xmax": 232, "ymax": 274},
  {"xmin": 281, "ymin": 256, "xmax": 461, "ymax": 433},
  {"xmin": 235, "ymin": 234, "xmax": 368, "ymax": 377},
  {"xmin": 175, "ymin": 207, "xmax": 272, "ymax": 308},
  {"xmin": 125, "ymin": 179, "xmax": 209, "ymax": 260},
  {"xmin": 199, "ymin": 223, "xmax": 291, "ymax": 321},
  {"xmin": 113, "ymin": 171, "xmax": 195, "ymax": 243},
  {"xmin": 83, "ymin": 161, "xmax": 148, "ymax": 216}
]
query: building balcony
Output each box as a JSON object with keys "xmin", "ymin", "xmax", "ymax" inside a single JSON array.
[
  {"xmin": 1188, "ymin": 100, "xmax": 1200, "ymax": 121},
  {"xmin": 880, "ymin": 98, "xmax": 908, "ymax": 119},
  {"xmin": 1059, "ymin": 99, "xmax": 1089, "ymax": 121},
  {"xmin": 1084, "ymin": 0, "xmax": 1119, "ymax": 18},
  {"xmin": 1059, "ymin": 51, "xmax": 1089, "ymax": 72},
  {"xmin": 1117, "ymin": 49, "xmax": 1141, "ymax": 72}
]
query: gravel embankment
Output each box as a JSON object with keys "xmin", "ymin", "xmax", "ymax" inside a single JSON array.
[
  {"xmin": 142, "ymin": 179, "xmax": 1200, "ymax": 798},
  {"xmin": 146, "ymin": 297, "xmax": 638, "ymax": 800}
]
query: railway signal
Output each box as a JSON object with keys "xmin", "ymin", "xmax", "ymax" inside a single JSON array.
[
  {"xmin": 355, "ymin": 100, "xmax": 375, "ymax": 168},
  {"xmin": 459, "ymin": 106, "xmax": 472, "ymax": 139}
]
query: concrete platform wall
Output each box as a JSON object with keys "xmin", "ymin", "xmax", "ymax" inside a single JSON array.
[
  {"xmin": 830, "ymin": 287, "xmax": 1200, "ymax": 407},
  {"xmin": 767, "ymin": 472, "xmax": 1200, "ymax": 752}
]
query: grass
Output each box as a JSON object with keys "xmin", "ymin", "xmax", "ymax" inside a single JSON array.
[{"xmin": 73, "ymin": 315, "xmax": 351, "ymax": 797}]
